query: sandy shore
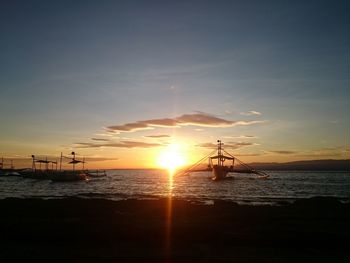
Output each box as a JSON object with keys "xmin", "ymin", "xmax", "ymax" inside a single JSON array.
[{"xmin": 0, "ymin": 197, "xmax": 349, "ymax": 262}]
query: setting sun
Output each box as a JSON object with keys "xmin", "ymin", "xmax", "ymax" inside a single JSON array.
[{"xmin": 157, "ymin": 144, "xmax": 186, "ymax": 172}]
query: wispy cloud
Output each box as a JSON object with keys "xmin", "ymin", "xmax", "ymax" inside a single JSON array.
[
  {"xmin": 106, "ymin": 113, "xmax": 265, "ymax": 133},
  {"xmin": 144, "ymin": 134, "xmax": 171, "ymax": 138},
  {"xmin": 94, "ymin": 133, "xmax": 114, "ymax": 137},
  {"xmin": 296, "ymin": 152, "xmax": 344, "ymax": 158},
  {"xmin": 81, "ymin": 157, "xmax": 119, "ymax": 162},
  {"xmin": 266, "ymin": 147, "xmax": 350, "ymax": 158},
  {"xmin": 235, "ymin": 153, "xmax": 264, "ymax": 157},
  {"xmin": 224, "ymin": 135, "xmax": 258, "ymax": 139},
  {"xmin": 295, "ymin": 148, "xmax": 347, "ymax": 158},
  {"xmin": 240, "ymin": 110, "xmax": 262, "ymax": 116},
  {"xmin": 268, "ymin": 150, "xmax": 297, "ymax": 155},
  {"xmin": 76, "ymin": 140, "xmax": 163, "ymax": 148},
  {"xmin": 91, "ymin": 138, "xmax": 111, "ymax": 142},
  {"xmin": 329, "ymin": 120, "xmax": 339, "ymax": 124}
]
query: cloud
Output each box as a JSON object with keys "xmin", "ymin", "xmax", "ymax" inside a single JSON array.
[
  {"xmin": 269, "ymin": 150, "xmax": 297, "ymax": 155},
  {"xmin": 320, "ymin": 147, "xmax": 338, "ymax": 151},
  {"xmin": 240, "ymin": 110, "xmax": 262, "ymax": 116},
  {"xmin": 94, "ymin": 133, "xmax": 114, "ymax": 137},
  {"xmin": 81, "ymin": 157, "xmax": 119, "ymax": 162},
  {"xmin": 106, "ymin": 113, "xmax": 265, "ymax": 133},
  {"xmin": 91, "ymin": 138, "xmax": 111, "ymax": 141},
  {"xmin": 329, "ymin": 120, "xmax": 339, "ymax": 124},
  {"xmin": 226, "ymin": 142, "xmax": 259, "ymax": 149},
  {"xmin": 295, "ymin": 148, "xmax": 347, "ymax": 158},
  {"xmin": 267, "ymin": 147, "xmax": 350, "ymax": 158},
  {"xmin": 76, "ymin": 140, "xmax": 163, "ymax": 149},
  {"xmin": 235, "ymin": 153, "xmax": 263, "ymax": 157},
  {"xmin": 107, "ymin": 122, "xmax": 153, "ymax": 133},
  {"xmin": 296, "ymin": 152, "xmax": 344, "ymax": 158},
  {"xmin": 224, "ymin": 135, "xmax": 258, "ymax": 139},
  {"xmin": 232, "ymin": 120, "xmax": 265, "ymax": 126},
  {"xmin": 196, "ymin": 143, "xmax": 218, "ymax": 149},
  {"xmin": 144, "ymin": 134, "xmax": 171, "ymax": 138}
]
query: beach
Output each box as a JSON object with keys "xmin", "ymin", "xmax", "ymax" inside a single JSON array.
[{"xmin": 0, "ymin": 197, "xmax": 349, "ymax": 262}]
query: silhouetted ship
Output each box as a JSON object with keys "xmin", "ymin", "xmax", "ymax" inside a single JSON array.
[
  {"xmin": 0, "ymin": 157, "xmax": 20, "ymax": 176},
  {"xmin": 209, "ymin": 140, "xmax": 235, "ymax": 180},
  {"xmin": 20, "ymin": 152, "xmax": 88, "ymax": 182},
  {"xmin": 177, "ymin": 140, "xmax": 268, "ymax": 180}
]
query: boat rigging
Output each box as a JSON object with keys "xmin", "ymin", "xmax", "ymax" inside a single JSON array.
[{"xmin": 176, "ymin": 140, "xmax": 269, "ymax": 180}]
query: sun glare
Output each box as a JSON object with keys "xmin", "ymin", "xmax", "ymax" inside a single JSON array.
[{"xmin": 157, "ymin": 144, "xmax": 186, "ymax": 173}]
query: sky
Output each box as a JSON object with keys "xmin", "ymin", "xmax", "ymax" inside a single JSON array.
[{"xmin": 1, "ymin": 0, "xmax": 349, "ymax": 169}]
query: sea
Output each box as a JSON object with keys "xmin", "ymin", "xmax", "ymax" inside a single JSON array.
[{"xmin": 1, "ymin": 170, "xmax": 350, "ymax": 205}]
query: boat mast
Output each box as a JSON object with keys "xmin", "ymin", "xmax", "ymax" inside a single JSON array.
[
  {"xmin": 217, "ymin": 140, "xmax": 223, "ymax": 166},
  {"xmin": 59, "ymin": 152, "xmax": 63, "ymax": 171},
  {"xmin": 31, "ymin": 155, "xmax": 36, "ymax": 171},
  {"xmin": 72, "ymin": 152, "xmax": 76, "ymax": 171}
]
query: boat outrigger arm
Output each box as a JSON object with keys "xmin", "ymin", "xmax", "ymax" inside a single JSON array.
[{"xmin": 175, "ymin": 140, "xmax": 269, "ymax": 180}]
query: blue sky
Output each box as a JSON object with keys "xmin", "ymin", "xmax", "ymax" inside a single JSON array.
[{"xmin": 1, "ymin": 0, "xmax": 349, "ymax": 168}]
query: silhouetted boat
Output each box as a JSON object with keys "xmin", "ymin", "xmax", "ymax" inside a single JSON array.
[
  {"xmin": 176, "ymin": 140, "xmax": 268, "ymax": 180},
  {"xmin": 85, "ymin": 170, "xmax": 107, "ymax": 177},
  {"xmin": 50, "ymin": 152, "xmax": 87, "ymax": 182},
  {"xmin": 0, "ymin": 169, "xmax": 21, "ymax": 177},
  {"xmin": 49, "ymin": 170, "xmax": 87, "ymax": 182},
  {"xmin": 20, "ymin": 155, "xmax": 57, "ymax": 179},
  {"xmin": 209, "ymin": 141, "xmax": 235, "ymax": 180},
  {"xmin": 20, "ymin": 153, "xmax": 87, "ymax": 182},
  {"xmin": 0, "ymin": 157, "xmax": 20, "ymax": 176}
]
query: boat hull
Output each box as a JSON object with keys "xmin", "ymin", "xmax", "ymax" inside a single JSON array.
[
  {"xmin": 49, "ymin": 171, "xmax": 87, "ymax": 182},
  {"xmin": 85, "ymin": 170, "xmax": 107, "ymax": 177},
  {"xmin": 212, "ymin": 165, "xmax": 229, "ymax": 180}
]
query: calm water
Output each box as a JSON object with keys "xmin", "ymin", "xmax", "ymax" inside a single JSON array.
[{"xmin": 1, "ymin": 170, "xmax": 350, "ymax": 205}]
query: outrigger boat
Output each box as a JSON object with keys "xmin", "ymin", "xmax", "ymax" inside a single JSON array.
[
  {"xmin": 20, "ymin": 155, "xmax": 57, "ymax": 179},
  {"xmin": 176, "ymin": 140, "xmax": 268, "ymax": 180},
  {"xmin": 84, "ymin": 170, "xmax": 107, "ymax": 177},
  {"xmin": 50, "ymin": 152, "xmax": 87, "ymax": 182},
  {"xmin": 209, "ymin": 140, "xmax": 235, "ymax": 180},
  {"xmin": 0, "ymin": 157, "xmax": 20, "ymax": 176},
  {"xmin": 20, "ymin": 152, "xmax": 87, "ymax": 181},
  {"xmin": 19, "ymin": 152, "xmax": 106, "ymax": 181}
]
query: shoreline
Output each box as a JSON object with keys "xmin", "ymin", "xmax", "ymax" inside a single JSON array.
[
  {"xmin": 2, "ymin": 193, "xmax": 350, "ymax": 206},
  {"xmin": 1, "ymin": 197, "xmax": 349, "ymax": 262}
]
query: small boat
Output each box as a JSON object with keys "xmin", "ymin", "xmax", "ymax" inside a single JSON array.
[
  {"xmin": 49, "ymin": 170, "xmax": 87, "ymax": 182},
  {"xmin": 50, "ymin": 152, "xmax": 87, "ymax": 182},
  {"xmin": 21, "ymin": 152, "xmax": 88, "ymax": 182},
  {"xmin": 0, "ymin": 169, "xmax": 21, "ymax": 177},
  {"xmin": 209, "ymin": 140, "xmax": 235, "ymax": 180},
  {"xmin": 176, "ymin": 140, "xmax": 268, "ymax": 180},
  {"xmin": 0, "ymin": 157, "xmax": 20, "ymax": 176},
  {"xmin": 209, "ymin": 140, "xmax": 268, "ymax": 180},
  {"xmin": 20, "ymin": 169, "xmax": 50, "ymax": 179},
  {"xmin": 20, "ymin": 155, "xmax": 58, "ymax": 180},
  {"xmin": 85, "ymin": 170, "xmax": 107, "ymax": 178}
]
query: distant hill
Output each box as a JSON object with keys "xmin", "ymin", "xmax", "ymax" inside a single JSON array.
[{"xmin": 245, "ymin": 159, "xmax": 350, "ymax": 171}]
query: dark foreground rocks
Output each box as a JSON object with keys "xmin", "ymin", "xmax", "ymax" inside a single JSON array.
[{"xmin": 0, "ymin": 197, "xmax": 349, "ymax": 262}]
